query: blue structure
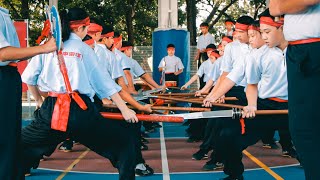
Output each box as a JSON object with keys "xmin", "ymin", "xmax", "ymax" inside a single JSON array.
[{"xmin": 152, "ymin": 29, "xmax": 190, "ymax": 87}]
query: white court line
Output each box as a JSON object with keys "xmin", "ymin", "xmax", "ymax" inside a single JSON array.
[
  {"xmin": 36, "ymin": 163, "xmax": 300, "ymax": 175},
  {"xmin": 159, "ymin": 122, "xmax": 170, "ymax": 180}
]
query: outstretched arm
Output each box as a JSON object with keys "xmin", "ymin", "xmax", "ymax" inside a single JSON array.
[
  {"xmin": 269, "ymin": 0, "xmax": 320, "ymax": 16},
  {"xmin": 0, "ymin": 38, "xmax": 57, "ymax": 62},
  {"xmin": 181, "ymin": 74, "xmax": 199, "ymax": 90}
]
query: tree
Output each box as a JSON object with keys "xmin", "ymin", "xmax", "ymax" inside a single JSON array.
[{"xmin": 186, "ymin": 0, "xmax": 198, "ymax": 45}]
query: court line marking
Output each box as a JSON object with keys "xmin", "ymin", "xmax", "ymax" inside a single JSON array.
[
  {"xmin": 55, "ymin": 148, "xmax": 90, "ymax": 180},
  {"xmin": 37, "ymin": 163, "xmax": 300, "ymax": 175},
  {"xmin": 243, "ymin": 150, "xmax": 284, "ymax": 180},
  {"xmin": 159, "ymin": 122, "xmax": 171, "ymax": 180}
]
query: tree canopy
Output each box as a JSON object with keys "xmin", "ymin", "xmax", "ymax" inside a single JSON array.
[{"xmin": 1, "ymin": 0, "xmax": 266, "ymax": 46}]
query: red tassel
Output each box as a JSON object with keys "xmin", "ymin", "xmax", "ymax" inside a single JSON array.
[
  {"xmin": 240, "ymin": 118, "xmax": 245, "ymax": 135},
  {"xmin": 51, "ymin": 94, "xmax": 71, "ymax": 132}
]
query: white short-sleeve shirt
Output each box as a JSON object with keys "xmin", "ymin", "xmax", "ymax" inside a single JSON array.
[
  {"xmin": 221, "ymin": 41, "xmax": 251, "ymax": 87},
  {"xmin": 0, "ymin": 7, "xmax": 20, "ymax": 66},
  {"xmin": 22, "ymin": 33, "xmax": 121, "ymax": 101},
  {"xmin": 210, "ymin": 57, "xmax": 223, "ymax": 83},
  {"xmin": 245, "ymin": 46, "xmax": 288, "ymax": 100},
  {"xmin": 197, "ymin": 33, "xmax": 215, "ymax": 51},
  {"xmin": 158, "ymin": 55, "xmax": 184, "ymax": 73},
  {"xmin": 197, "ymin": 58, "xmax": 218, "ymax": 82},
  {"xmin": 97, "ymin": 44, "xmax": 123, "ymax": 80},
  {"xmin": 284, "ymin": 4, "xmax": 320, "ymax": 41}
]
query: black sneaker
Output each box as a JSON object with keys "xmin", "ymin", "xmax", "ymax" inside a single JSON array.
[
  {"xmin": 145, "ymin": 127, "xmax": 155, "ymax": 134},
  {"xmin": 187, "ymin": 137, "xmax": 201, "ymax": 143},
  {"xmin": 40, "ymin": 155, "xmax": 45, "ymax": 161},
  {"xmin": 58, "ymin": 144, "xmax": 72, "ymax": 152},
  {"xmin": 262, "ymin": 143, "xmax": 279, "ymax": 149},
  {"xmin": 202, "ymin": 160, "xmax": 224, "ymax": 171},
  {"xmin": 182, "ymin": 120, "xmax": 190, "ymax": 126},
  {"xmin": 219, "ymin": 175, "xmax": 244, "ymax": 180},
  {"xmin": 282, "ymin": 148, "xmax": 297, "ymax": 158},
  {"xmin": 192, "ymin": 149, "xmax": 208, "ymax": 160},
  {"xmin": 141, "ymin": 132, "xmax": 150, "ymax": 138},
  {"xmin": 24, "ymin": 168, "xmax": 31, "ymax": 177},
  {"xmin": 141, "ymin": 143, "xmax": 149, "ymax": 151},
  {"xmin": 152, "ymin": 123, "xmax": 162, "ymax": 128},
  {"xmin": 141, "ymin": 137, "xmax": 149, "ymax": 144},
  {"xmin": 135, "ymin": 164, "xmax": 154, "ymax": 176}
]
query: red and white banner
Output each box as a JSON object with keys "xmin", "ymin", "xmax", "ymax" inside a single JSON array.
[{"xmin": 14, "ymin": 20, "xmax": 28, "ymax": 92}]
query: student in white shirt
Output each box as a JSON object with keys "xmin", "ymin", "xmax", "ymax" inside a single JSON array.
[
  {"xmin": 20, "ymin": 8, "xmax": 138, "ymax": 179},
  {"xmin": 121, "ymin": 41, "xmax": 161, "ymax": 90},
  {"xmin": 181, "ymin": 44, "xmax": 220, "ymax": 90},
  {"xmin": 0, "ymin": 6, "xmax": 57, "ymax": 179},
  {"xmin": 202, "ymin": 15, "xmax": 254, "ymax": 180},
  {"xmin": 194, "ymin": 22, "xmax": 215, "ymax": 86},
  {"xmin": 98, "ymin": 26, "xmax": 128, "ymax": 91},
  {"xmin": 224, "ymin": 19, "xmax": 235, "ymax": 37},
  {"xmin": 182, "ymin": 44, "xmax": 221, "ymax": 144},
  {"xmin": 112, "ymin": 32, "xmax": 138, "ymax": 94},
  {"xmin": 270, "ymin": 2, "xmax": 320, "ymax": 179},
  {"xmin": 158, "ymin": 44, "xmax": 184, "ymax": 86}
]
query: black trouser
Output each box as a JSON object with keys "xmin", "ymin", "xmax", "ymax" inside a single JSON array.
[
  {"xmin": 187, "ymin": 83, "xmax": 210, "ymax": 139},
  {"xmin": 0, "ymin": 66, "xmax": 24, "ymax": 180},
  {"xmin": 206, "ymin": 86, "xmax": 247, "ymax": 163},
  {"xmin": 261, "ymin": 130, "xmax": 276, "ymax": 145},
  {"xmin": 187, "ymin": 103, "xmax": 208, "ymax": 140},
  {"xmin": 21, "ymin": 95, "xmax": 137, "ymax": 180},
  {"xmin": 219, "ymin": 98, "xmax": 293, "ymax": 177},
  {"xmin": 286, "ymin": 41, "xmax": 320, "ymax": 180},
  {"xmin": 97, "ymin": 95, "xmax": 145, "ymax": 166},
  {"xmin": 165, "ymin": 73, "xmax": 179, "ymax": 86}
]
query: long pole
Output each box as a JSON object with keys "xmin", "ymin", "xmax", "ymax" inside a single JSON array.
[{"xmin": 49, "ymin": 0, "xmax": 58, "ymax": 9}]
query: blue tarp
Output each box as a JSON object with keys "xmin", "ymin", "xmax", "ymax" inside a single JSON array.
[{"xmin": 152, "ymin": 29, "xmax": 190, "ymax": 87}]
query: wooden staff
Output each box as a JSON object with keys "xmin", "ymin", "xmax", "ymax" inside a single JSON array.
[
  {"xmin": 187, "ymin": 97, "xmax": 238, "ymax": 101},
  {"xmin": 100, "ymin": 112, "xmax": 184, "ymax": 123},
  {"xmin": 153, "ymin": 93, "xmax": 238, "ymax": 101},
  {"xmin": 255, "ymin": 109, "xmax": 288, "ymax": 115},
  {"xmin": 103, "ymin": 104, "xmax": 211, "ymax": 112},
  {"xmin": 151, "ymin": 92, "xmax": 205, "ymax": 96},
  {"xmin": 156, "ymin": 96, "xmax": 243, "ymax": 109}
]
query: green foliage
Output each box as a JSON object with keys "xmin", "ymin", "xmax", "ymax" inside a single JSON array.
[{"xmin": 1, "ymin": 0, "xmax": 266, "ymax": 46}]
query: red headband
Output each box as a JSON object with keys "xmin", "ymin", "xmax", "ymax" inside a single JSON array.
[
  {"xmin": 206, "ymin": 48, "xmax": 215, "ymax": 52},
  {"xmin": 69, "ymin": 17, "xmax": 90, "ymax": 29},
  {"xmin": 260, "ymin": 16, "xmax": 283, "ymax": 28},
  {"xmin": 248, "ymin": 25, "xmax": 260, "ymax": 31},
  {"xmin": 167, "ymin": 47, "xmax": 175, "ymax": 50},
  {"xmin": 222, "ymin": 36, "xmax": 233, "ymax": 43},
  {"xmin": 235, "ymin": 22, "xmax": 249, "ymax": 31},
  {"xmin": 101, "ymin": 31, "xmax": 114, "ymax": 38},
  {"xmin": 120, "ymin": 46, "xmax": 132, "ymax": 52},
  {"xmin": 211, "ymin": 51, "xmax": 220, "ymax": 58},
  {"xmin": 225, "ymin": 21, "xmax": 234, "ymax": 26},
  {"xmin": 113, "ymin": 35, "xmax": 122, "ymax": 44},
  {"xmin": 84, "ymin": 39, "xmax": 95, "ymax": 46},
  {"xmin": 88, "ymin": 23, "xmax": 103, "ymax": 34}
]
